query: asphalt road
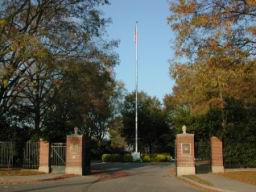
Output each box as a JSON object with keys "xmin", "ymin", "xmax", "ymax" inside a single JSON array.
[{"xmin": 1, "ymin": 163, "xmax": 200, "ymax": 192}]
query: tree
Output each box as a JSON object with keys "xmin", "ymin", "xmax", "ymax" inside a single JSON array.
[
  {"xmin": 0, "ymin": 0, "xmax": 120, "ymax": 172},
  {"xmin": 167, "ymin": 0, "xmax": 256, "ymax": 166},
  {"xmin": 0, "ymin": 0, "xmax": 117, "ymax": 140},
  {"xmin": 121, "ymin": 92, "xmax": 173, "ymax": 153},
  {"xmin": 108, "ymin": 117, "xmax": 127, "ymax": 149},
  {"xmin": 168, "ymin": 0, "xmax": 256, "ymax": 131}
]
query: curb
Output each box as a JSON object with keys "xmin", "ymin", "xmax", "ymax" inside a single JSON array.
[
  {"xmin": 0, "ymin": 174, "xmax": 76, "ymax": 185},
  {"xmin": 179, "ymin": 176, "xmax": 234, "ymax": 192}
]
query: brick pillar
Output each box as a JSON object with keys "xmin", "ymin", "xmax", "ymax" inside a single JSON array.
[
  {"xmin": 65, "ymin": 134, "xmax": 85, "ymax": 175},
  {"xmin": 176, "ymin": 134, "xmax": 195, "ymax": 176},
  {"xmin": 38, "ymin": 139, "xmax": 50, "ymax": 173},
  {"xmin": 211, "ymin": 136, "xmax": 224, "ymax": 173}
]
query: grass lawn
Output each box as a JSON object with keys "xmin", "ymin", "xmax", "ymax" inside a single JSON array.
[
  {"xmin": 0, "ymin": 168, "xmax": 44, "ymax": 176},
  {"xmin": 218, "ymin": 171, "xmax": 256, "ymax": 186}
]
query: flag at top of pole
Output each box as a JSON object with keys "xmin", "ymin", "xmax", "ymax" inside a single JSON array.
[
  {"xmin": 134, "ymin": 22, "xmax": 138, "ymax": 46},
  {"xmin": 134, "ymin": 21, "xmax": 138, "ymax": 62}
]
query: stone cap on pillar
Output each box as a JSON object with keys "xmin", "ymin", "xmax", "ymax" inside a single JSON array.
[
  {"xmin": 67, "ymin": 127, "xmax": 83, "ymax": 137},
  {"xmin": 176, "ymin": 125, "xmax": 194, "ymax": 137},
  {"xmin": 176, "ymin": 133, "xmax": 194, "ymax": 137}
]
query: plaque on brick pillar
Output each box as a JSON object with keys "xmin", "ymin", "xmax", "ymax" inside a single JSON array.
[
  {"xmin": 176, "ymin": 125, "xmax": 195, "ymax": 176},
  {"xmin": 65, "ymin": 129, "xmax": 85, "ymax": 175},
  {"xmin": 38, "ymin": 139, "xmax": 50, "ymax": 173},
  {"xmin": 211, "ymin": 136, "xmax": 224, "ymax": 173}
]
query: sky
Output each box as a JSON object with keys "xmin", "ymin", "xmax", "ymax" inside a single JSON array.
[{"xmin": 102, "ymin": 0, "xmax": 175, "ymax": 101}]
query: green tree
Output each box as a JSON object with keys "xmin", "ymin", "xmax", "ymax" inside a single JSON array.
[
  {"xmin": 121, "ymin": 92, "xmax": 173, "ymax": 153},
  {"xmin": 0, "ymin": 0, "xmax": 117, "ymax": 140},
  {"xmin": 108, "ymin": 117, "xmax": 127, "ymax": 149}
]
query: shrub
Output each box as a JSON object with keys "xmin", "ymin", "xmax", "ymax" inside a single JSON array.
[
  {"xmin": 149, "ymin": 153, "xmax": 171, "ymax": 162},
  {"xmin": 142, "ymin": 154, "xmax": 151, "ymax": 162},
  {"xmin": 111, "ymin": 154, "xmax": 121, "ymax": 162},
  {"xmin": 154, "ymin": 154, "xmax": 167, "ymax": 162},
  {"xmin": 102, "ymin": 154, "xmax": 112, "ymax": 162},
  {"xmin": 123, "ymin": 154, "xmax": 133, "ymax": 162}
]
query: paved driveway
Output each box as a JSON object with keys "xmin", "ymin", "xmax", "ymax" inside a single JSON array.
[{"xmin": 1, "ymin": 163, "xmax": 199, "ymax": 192}]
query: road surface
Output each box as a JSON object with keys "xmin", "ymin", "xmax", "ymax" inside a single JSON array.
[{"xmin": 1, "ymin": 163, "xmax": 200, "ymax": 192}]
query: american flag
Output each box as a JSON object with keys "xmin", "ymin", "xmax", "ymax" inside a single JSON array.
[{"xmin": 134, "ymin": 22, "xmax": 138, "ymax": 46}]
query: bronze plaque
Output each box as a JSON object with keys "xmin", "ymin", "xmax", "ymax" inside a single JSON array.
[{"xmin": 182, "ymin": 143, "xmax": 191, "ymax": 154}]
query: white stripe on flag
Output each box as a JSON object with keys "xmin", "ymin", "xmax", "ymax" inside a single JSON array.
[{"xmin": 134, "ymin": 25, "xmax": 138, "ymax": 45}]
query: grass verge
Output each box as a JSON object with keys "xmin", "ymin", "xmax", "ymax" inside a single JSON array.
[
  {"xmin": 218, "ymin": 171, "xmax": 256, "ymax": 186},
  {"xmin": 0, "ymin": 168, "xmax": 44, "ymax": 176},
  {"xmin": 183, "ymin": 175, "xmax": 213, "ymax": 186}
]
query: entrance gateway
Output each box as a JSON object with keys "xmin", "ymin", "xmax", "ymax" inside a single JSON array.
[
  {"xmin": 176, "ymin": 125, "xmax": 224, "ymax": 176},
  {"xmin": 38, "ymin": 132, "xmax": 86, "ymax": 175}
]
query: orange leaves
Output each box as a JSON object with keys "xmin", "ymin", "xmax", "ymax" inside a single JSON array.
[
  {"xmin": 248, "ymin": 27, "xmax": 256, "ymax": 36},
  {"xmin": 171, "ymin": 0, "xmax": 196, "ymax": 15},
  {"xmin": 246, "ymin": 0, "xmax": 256, "ymax": 6}
]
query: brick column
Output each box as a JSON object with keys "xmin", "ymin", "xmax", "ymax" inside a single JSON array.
[
  {"xmin": 65, "ymin": 134, "xmax": 85, "ymax": 175},
  {"xmin": 176, "ymin": 134, "xmax": 195, "ymax": 176},
  {"xmin": 211, "ymin": 136, "xmax": 224, "ymax": 173},
  {"xmin": 38, "ymin": 139, "xmax": 50, "ymax": 173}
]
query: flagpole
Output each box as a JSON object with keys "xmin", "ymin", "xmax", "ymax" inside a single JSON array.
[{"xmin": 135, "ymin": 21, "xmax": 138, "ymax": 153}]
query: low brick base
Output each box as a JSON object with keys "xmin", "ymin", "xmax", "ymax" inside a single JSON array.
[
  {"xmin": 38, "ymin": 166, "xmax": 50, "ymax": 173},
  {"xmin": 177, "ymin": 166, "xmax": 195, "ymax": 176},
  {"xmin": 212, "ymin": 165, "xmax": 224, "ymax": 173},
  {"xmin": 65, "ymin": 166, "xmax": 83, "ymax": 175}
]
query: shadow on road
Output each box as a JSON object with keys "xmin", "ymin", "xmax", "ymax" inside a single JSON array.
[{"xmin": 91, "ymin": 162, "xmax": 174, "ymax": 175}]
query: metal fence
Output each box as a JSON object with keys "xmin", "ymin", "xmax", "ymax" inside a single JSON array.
[
  {"xmin": 50, "ymin": 143, "xmax": 66, "ymax": 166},
  {"xmin": 0, "ymin": 142, "xmax": 15, "ymax": 168},
  {"xmin": 0, "ymin": 141, "xmax": 39, "ymax": 169},
  {"xmin": 23, "ymin": 142, "xmax": 39, "ymax": 169},
  {"xmin": 195, "ymin": 142, "xmax": 211, "ymax": 174}
]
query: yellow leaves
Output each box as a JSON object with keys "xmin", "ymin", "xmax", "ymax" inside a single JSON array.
[
  {"xmin": 10, "ymin": 34, "xmax": 49, "ymax": 60},
  {"xmin": 171, "ymin": 55, "xmax": 254, "ymax": 116},
  {"xmin": 1, "ymin": 79, "xmax": 8, "ymax": 88},
  {"xmin": 191, "ymin": 15, "xmax": 209, "ymax": 26},
  {"xmin": 0, "ymin": 19, "xmax": 7, "ymax": 27}
]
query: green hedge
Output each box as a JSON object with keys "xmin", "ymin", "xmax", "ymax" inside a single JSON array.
[
  {"xmin": 123, "ymin": 154, "xmax": 133, "ymax": 162},
  {"xmin": 102, "ymin": 154, "xmax": 121, "ymax": 162},
  {"xmin": 142, "ymin": 154, "xmax": 151, "ymax": 162},
  {"xmin": 144, "ymin": 153, "xmax": 171, "ymax": 162}
]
